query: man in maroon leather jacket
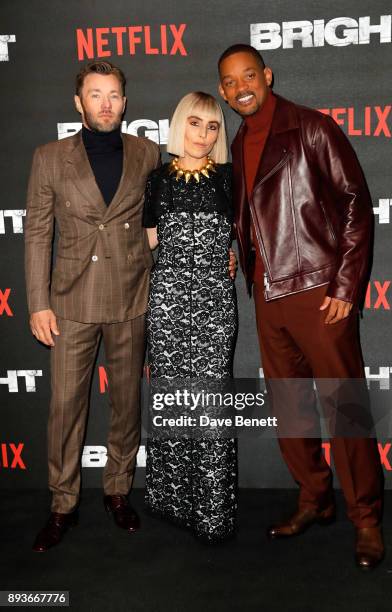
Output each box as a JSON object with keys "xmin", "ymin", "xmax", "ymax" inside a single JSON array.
[{"xmin": 218, "ymin": 44, "xmax": 384, "ymax": 569}]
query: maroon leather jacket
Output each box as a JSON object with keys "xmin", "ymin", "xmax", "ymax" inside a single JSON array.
[{"xmin": 232, "ymin": 94, "xmax": 372, "ymax": 303}]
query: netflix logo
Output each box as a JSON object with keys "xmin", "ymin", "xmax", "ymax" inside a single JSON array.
[
  {"xmin": 76, "ymin": 24, "xmax": 187, "ymax": 60},
  {"xmin": 318, "ymin": 105, "xmax": 391, "ymax": 137},
  {"xmin": 99, "ymin": 365, "xmax": 108, "ymax": 393},
  {"xmin": 0, "ymin": 289, "xmax": 13, "ymax": 316},
  {"xmin": 0, "ymin": 443, "xmax": 26, "ymax": 469},
  {"xmin": 365, "ymin": 281, "xmax": 391, "ymax": 310},
  {"xmin": 324, "ymin": 442, "xmax": 392, "ymax": 470},
  {"xmin": 98, "ymin": 365, "xmax": 148, "ymax": 393}
]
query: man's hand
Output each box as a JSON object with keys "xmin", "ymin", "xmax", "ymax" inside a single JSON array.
[
  {"xmin": 228, "ymin": 248, "xmax": 238, "ymax": 280},
  {"xmin": 30, "ymin": 309, "xmax": 60, "ymax": 346},
  {"xmin": 320, "ymin": 296, "xmax": 353, "ymax": 324}
]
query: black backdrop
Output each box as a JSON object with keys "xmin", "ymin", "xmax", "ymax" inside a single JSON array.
[{"xmin": 1, "ymin": 0, "xmax": 391, "ymax": 489}]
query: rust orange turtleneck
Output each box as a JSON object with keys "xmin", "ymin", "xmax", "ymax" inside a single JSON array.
[{"xmin": 243, "ymin": 89, "xmax": 276, "ymax": 280}]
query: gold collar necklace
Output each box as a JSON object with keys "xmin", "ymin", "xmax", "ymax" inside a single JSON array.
[{"xmin": 168, "ymin": 157, "xmax": 216, "ymax": 183}]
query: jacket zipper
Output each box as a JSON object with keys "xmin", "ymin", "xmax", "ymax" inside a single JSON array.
[
  {"xmin": 253, "ymin": 151, "xmax": 291, "ymax": 190},
  {"xmin": 249, "ymin": 202, "xmax": 271, "ymax": 296},
  {"xmin": 249, "ymin": 151, "xmax": 292, "ymax": 296},
  {"xmin": 263, "ymin": 272, "xmax": 270, "ymax": 290}
]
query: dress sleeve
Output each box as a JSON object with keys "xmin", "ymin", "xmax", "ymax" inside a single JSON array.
[{"xmin": 142, "ymin": 173, "xmax": 157, "ymax": 228}]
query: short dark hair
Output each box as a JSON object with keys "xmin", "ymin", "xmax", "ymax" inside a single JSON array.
[
  {"xmin": 75, "ymin": 61, "xmax": 126, "ymax": 96},
  {"xmin": 218, "ymin": 44, "xmax": 265, "ymax": 72}
]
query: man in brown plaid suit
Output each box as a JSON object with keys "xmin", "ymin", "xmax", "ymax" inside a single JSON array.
[{"xmin": 25, "ymin": 61, "xmax": 160, "ymax": 552}]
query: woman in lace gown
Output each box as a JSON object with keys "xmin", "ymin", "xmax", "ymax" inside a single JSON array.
[{"xmin": 142, "ymin": 92, "xmax": 238, "ymax": 542}]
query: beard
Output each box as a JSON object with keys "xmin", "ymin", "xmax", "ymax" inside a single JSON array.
[{"xmin": 81, "ymin": 104, "xmax": 122, "ymax": 133}]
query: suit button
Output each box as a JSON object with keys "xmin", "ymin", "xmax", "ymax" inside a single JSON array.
[
  {"xmin": 124, "ymin": 222, "xmax": 130, "ymax": 229},
  {"xmin": 92, "ymin": 255, "xmax": 98, "ymax": 262},
  {"xmin": 127, "ymin": 254, "xmax": 132, "ymax": 261},
  {"xmin": 65, "ymin": 201, "xmax": 71, "ymax": 207},
  {"xmin": 99, "ymin": 224, "xmax": 105, "ymax": 230}
]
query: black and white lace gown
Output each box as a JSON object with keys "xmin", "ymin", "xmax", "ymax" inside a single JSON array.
[{"xmin": 142, "ymin": 162, "xmax": 238, "ymax": 541}]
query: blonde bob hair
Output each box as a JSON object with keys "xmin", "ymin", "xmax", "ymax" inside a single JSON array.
[{"xmin": 167, "ymin": 91, "xmax": 228, "ymax": 163}]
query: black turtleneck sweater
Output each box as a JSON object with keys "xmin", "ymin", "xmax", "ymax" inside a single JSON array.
[{"xmin": 82, "ymin": 126, "xmax": 123, "ymax": 206}]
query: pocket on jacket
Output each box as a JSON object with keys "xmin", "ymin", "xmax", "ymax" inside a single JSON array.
[
  {"xmin": 53, "ymin": 254, "xmax": 85, "ymax": 279},
  {"xmin": 319, "ymin": 200, "xmax": 337, "ymax": 243},
  {"xmin": 127, "ymin": 250, "xmax": 153, "ymax": 269},
  {"xmin": 143, "ymin": 250, "xmax": 154, "ymax": 269},
  {"xmin": 55, "ymin": 253, "xmax": 81, "ymax": 262}
]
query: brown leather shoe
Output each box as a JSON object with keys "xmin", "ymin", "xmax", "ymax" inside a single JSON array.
[
  {"xmin": 355, "ymin": 526, "xmax": 384, "ymax": 570},
  {"xmin": 32, "ymin": 511, "xmax": 78, "ymax": 552},
  {"xmin": 104, "ymin": 495, "xmax": 140, "ymax": 533},
  {"xmin": 268, "ymin": 507, "xmax": 335, "ymax": 539}
]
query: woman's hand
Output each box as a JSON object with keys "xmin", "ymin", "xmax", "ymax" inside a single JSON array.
[{"xmin": 146, "ymin": 227, "xmax": 158, "ymax": 250}]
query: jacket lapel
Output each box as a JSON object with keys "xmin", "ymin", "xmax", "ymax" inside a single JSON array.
[
  {"xmin": 104, "ymin": 135, "xmax": 145, "ymax": 218},
  {"xmin": 64, "ymin": 132, "xmax": 107, "ymax": 216},
  {"xmin": 252, "ymin": 94, "xmax": 299, "ymax": 190}
]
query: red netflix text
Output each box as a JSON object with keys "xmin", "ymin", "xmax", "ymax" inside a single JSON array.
[
  {"xmin": 76, "ymin": 25, "xmax": 187, "ymax": 60},
  {"xmin": 0, "ymin": 289, "xmax": 13, "ymax": 316},
  {"xmin": 318, "ymin": 105, "xmax": 391, "ymax": 137},
  {"xmin": 0, "ymin": 443, "xmax": 25, "ymax": 469},
  {"xmin": 98, "ymin": 365, "xmax": 149, "ymax": 393},
  {"xmin": 365, "ymin": 281, "xmax": 391, "ymax": 310},
  {"xmin": 98, "ymin": 366, "xmax": 108, "ymax": 393},
  {"xmin": 323, "ymin": 442, "xmax": 392, "ymax": 470}
]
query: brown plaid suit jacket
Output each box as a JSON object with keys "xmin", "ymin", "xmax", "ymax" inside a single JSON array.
[{"xmin": 25, "ymin": 131, "xmax": 160, "ymax": 323}]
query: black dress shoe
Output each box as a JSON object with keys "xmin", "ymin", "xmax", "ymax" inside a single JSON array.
[
  {"xmin": 355, "ymin": 526, "xmax": 384, "ymax": 570},
  {"xmin": 268, "ymin": 506, "xmax": 335, "ymax": 539},
  {"xmin": 32, "ymin": 511, "xmax": 78, "ymax": 552},
  {"xmin": 104, "ymin": 495, "xmax": 140, "ymax": 533}
]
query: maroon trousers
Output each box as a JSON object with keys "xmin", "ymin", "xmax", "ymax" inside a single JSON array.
[{"xmin": 253, "ymin": 253, "xmax": 383, "ymax": 527}]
